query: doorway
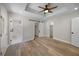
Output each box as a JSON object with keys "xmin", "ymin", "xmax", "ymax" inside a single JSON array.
[
  {"xmin": 71, "ymin": 17, "xmax": 79, "ymax": 47},
  {"xmin": 34, "ymin": 23, "xmax": 39, "ymax": 40},
  {"xmin": 49, "ymin": 25, "xmax": 53, "ymax": 38}
]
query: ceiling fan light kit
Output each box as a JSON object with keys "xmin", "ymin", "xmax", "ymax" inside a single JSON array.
[
  {"xmin": 38, "ymin": 3, "xmax": 57, "ymax": 14},
  {"xmin": 44, "ymin": 10, "xmax": 48, "ymax": 13}
]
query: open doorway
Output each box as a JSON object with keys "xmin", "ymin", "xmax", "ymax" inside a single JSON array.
[
  {"xmin": 29, "ymin": 19, "xmax": 44, "ymax": 40},
  {"xmin": 49, "ymin": 25, "xmax": 53, "ymax": 38},
  {"xmin": 49, "ymin": 22, "xmax": 54, "ymax": 38},
  {"xmin": 34, "ymin": 23, "xmax": 39, "ymax": 40}
]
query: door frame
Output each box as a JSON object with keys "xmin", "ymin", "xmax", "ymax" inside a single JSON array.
[
  {"xmin": 34, "ymin": 22, "xmax": 39, "ymax": 40},
  {"xmin": 0, "ymin": 16, "xmax": 2, "ymax": 55},
  {"xmin": 49, "ymin": 25, "xmax": 53, "ymax": 38},
  {"xmin": 71, "ymin": 17, "xmax": 79, "ymax": 47}
]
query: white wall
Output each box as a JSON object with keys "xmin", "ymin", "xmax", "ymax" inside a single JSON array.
[
  {"xmin": 23, "ymin": 18, "xmax": 45, "ymax": 41},
  {"xmin": 8, "ymin": 12, "xmax": 45, "ymax": 43},
  {"xmin": 45, "ymin": 10, "xmax": 79, "ymax": 43},
  {"xmin": 39, "ymin": 23, "xmax": 45, "ymax": 37},
  {"xmin": 8, "ymin": 13, "xmax": 23, "ymax": 45},
  {"xmin": 23, "ymin": 18, "xmax": 35, "ymax": 41}
]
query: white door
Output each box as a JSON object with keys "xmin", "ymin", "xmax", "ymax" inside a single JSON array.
[
  {"xmin": 0, "ymin": 15, "xmax": 3, "ymax": 55},
  {"xmin": 71, "ymin": 17, "xmax": 79, "ymax": 47},
  {"xmin": 0, "ymin": 16, "xmax": 2, "ymax": 55}
]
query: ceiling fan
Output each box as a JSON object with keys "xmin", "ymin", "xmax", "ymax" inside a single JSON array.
[{"xmin": 38, "ymin": 3, "xmax": 58, "ymax": 14}]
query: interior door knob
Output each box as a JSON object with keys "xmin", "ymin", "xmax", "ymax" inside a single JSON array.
[
  {"xmin": 72, "ymin": 32, "xmax": 74, "ymax": 34},
  {"xmin": 10, "ymin": 40, "xmax": 12, "ymax": 41}
]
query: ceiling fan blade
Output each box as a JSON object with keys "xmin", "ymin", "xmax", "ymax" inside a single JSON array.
[
  {"xmin": 48, "ymin": 6, "xmax": 58, "ymax": 10},
  {"xmin": 39, "ymin": 10, "xmax": 44, "ymax": 12},
  {"xmin": 45, "ymin": 4, "xmax": 48, "ymax": 9},
  {"xmin": 38, "ymin": 6, "xmax": 45, "ymax": 9},
  {"xmin": 48, "ymin": 10, "xmax": 53, "ymax": 13},
  {"xmin": 47, "ymin": 3, "xmax": 51, "ymax": 7}
]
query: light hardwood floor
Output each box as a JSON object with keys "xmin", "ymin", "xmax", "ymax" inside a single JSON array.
[{"xmin": 5, "ymin": 37, "xmax": 79, "ymax": 56}]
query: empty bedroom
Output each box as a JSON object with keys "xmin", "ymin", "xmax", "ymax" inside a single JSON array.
[{"xmin": 0, "ymin": 3, "xmax": 79, "ymax": 56}]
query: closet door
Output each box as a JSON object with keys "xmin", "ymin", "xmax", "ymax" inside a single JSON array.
[
  {"xmin": 71, "ymin": 17, "xmax": 79, "ymax": 47},
  {"xmin": 0, "ymin": 10, "xmax": 4, "ymax": 55},
  {"xmin": 0, "ymin": 15, "xmax": 2, "ymax": 55},
  {"xmin": 0, "ymin": 5, "xmax": 8, "ymax": 55}
]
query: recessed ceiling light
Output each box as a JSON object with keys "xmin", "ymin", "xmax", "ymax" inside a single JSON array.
[{"xmin": 74, "ymin": 7, "xmax": 78, "ymax": 10}]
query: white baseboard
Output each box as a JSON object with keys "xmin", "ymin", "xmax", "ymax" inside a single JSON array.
[
  {"xmin": 53, "ymin": 37, "xmax": 70, "ymax": 44},
  {"xmin": 23, "ymin": 38, "xmax": 34, "ymax": 41}
]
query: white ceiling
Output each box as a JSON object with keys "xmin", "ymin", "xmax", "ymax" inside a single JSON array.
[
  {"xmin": 1, "ymin": 3, "xmax": 79, "ymax": 20},
  {"xmin": 2, "ymin": 3, "xmax": 26, "ymax": 13},
  {"xmin": 1, "ymin": 3, "xmax": 43, "ymax": 20}
]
